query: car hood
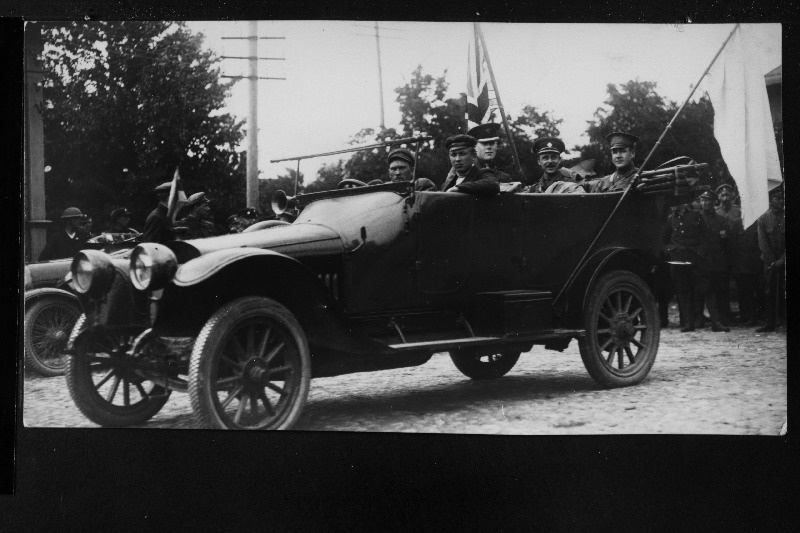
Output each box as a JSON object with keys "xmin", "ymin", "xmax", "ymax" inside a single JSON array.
[{"xmin": 168, "ymin": 223, "xmax": 344, "ymax": 263}]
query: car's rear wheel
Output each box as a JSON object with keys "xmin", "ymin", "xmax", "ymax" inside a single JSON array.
[
  {"xmin": 188, "ymin": 297, "xmax": 311, "ymax": 430},
  {"xmin": 450, "ymin": 350, "xmax": 521, "ymax": 380},
  {"xmin": 66, "ymin": 329, "xmax": 171, "ymax": 427},
  {"xmin": 24, "ymin": 296, "xmax": 81, "ymax": 376},
  {"xmin": 578, "ymin": 270, "xmax": 660, "ymax": 387}
]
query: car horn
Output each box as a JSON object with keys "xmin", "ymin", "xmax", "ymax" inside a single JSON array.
[{"xmin": 271, "ymin": 190, "xmax": 298, "ymax": 215}]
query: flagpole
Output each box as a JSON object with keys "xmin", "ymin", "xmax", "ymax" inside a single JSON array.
[
  {"xmin": 552, "ymin": 23, "xmax": 740, "ymax": 308},
  {"xmin": 474, "ymin": 23, "xmax": 525, "ymax": 180}
]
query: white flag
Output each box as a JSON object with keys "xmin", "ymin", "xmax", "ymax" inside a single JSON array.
[{"xmin": 706, "ymin": 24, "xmax": 782, "ymax": 228}]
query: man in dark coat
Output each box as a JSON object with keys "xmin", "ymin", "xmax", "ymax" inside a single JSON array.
[
  {"xmin": 141, "ymin": 182, "xmax": 174, "ymax": 244},
  {"xmin": 666, "ymin": 202, "xmax": 705, "ymax": 332},
  {"xmin": 440, "ymin": 134, "xmax": 500, "ymax": 196},
  {"xmin": 697, "ymin": 190, "xmax": 731, "ymax": 331},
  {"xmin": 755, "ymin": 185, "xmax": 785, "ymax": 332},
  {"xmin": 38, "ymin": 207, "xmax": 90, "ymax": 261},
  {"xmin": 385, "ymin": 148, "xmax": 438, "ymax": 191},
  {"xmin": 586, "ymin": 132, "xmax": 639, "ymax": 193},
  {"xmin": 731, "ymin": 215, "xmax": 763, "ymax": 326},
  {"xmin": 466, "ymin": 123, "xmax": 512, "ymax": 183},
  {"xmin": 175, "ymin": 192, "xmax": 221, "ymax": 240},
  {"xmin": 713, "ymin": 183, "xmax": 741, "ymax": 322},
  {"xmin": 526, "ymin": 136, "xmax": 577, "ymax": 193}
]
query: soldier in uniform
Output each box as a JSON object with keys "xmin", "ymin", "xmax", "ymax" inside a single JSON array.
[
  {"xmin": 526, "ymin": 137, "xmax": 577, "ymax": 193},
  {"xmin": 440, "ymin": 134, "xmax": 500, "ymax": 196},
  {"xmin": 386, "ymin": 148, "xmax": 437, "ymax": 191},
  {"xmin": 714, "ymin": 183, "xmax": 741, "ymax": 322},
  {"xmin": 141, "ymin": 182, "xmax": 174, "ymax": 244},
  {"xmin": 731, "ymin": 215, "xmax": 763, "ymax": 327},
  {"xmin": 466, "ymin": 123, "xmax": 512, "ymax": 183},
  {"xmin": 107, "ymin": 208, "xmax": 136, "ymax": 234},
  {"xmin": 755, "ymin": 185, "xmax": 785, "ymax": 332},
  {"xmin": 666, "ymin": 202, "xmax": 704, "ymax": 331},
  {"xmin": 586, "ymin": 132, "xmax": 639, "ymax": 193},
  {"xmin": 697, "ymin": 190, "xmax": 731, "ymax": 331},
  {"xmin": 38, "ymin": 207, "xmax": 90, "ymax": 261},
  {"xmin": 175, "ymin": 192, "xmax": 220, "ymax": 239}
]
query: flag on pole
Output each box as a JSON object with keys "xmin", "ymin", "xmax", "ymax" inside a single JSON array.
[
  {"xmin": 166, "ymin": 167, "xmax": 187, "ymax": 221},
  {"xmin": 466, "ymin": 26, "xmax": 498, "ymax": 130},
  {"xmin": 706, "ymin": 24, "xmax": 783, "ymax": 229}
]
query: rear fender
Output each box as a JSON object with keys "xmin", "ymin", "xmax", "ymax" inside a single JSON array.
[{"xmin": 560, "ymin": 248, "xmax": 654, "ymax": 326}]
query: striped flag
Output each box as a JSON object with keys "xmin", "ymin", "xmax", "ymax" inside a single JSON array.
[
  {"xmin": 706, "ymin": 24, "xmax": 783, "ymax": 228},
  {"xmin": 466, "ymin": 25, "xmax": 498, "ymax": 130},
  {"xmin": 166, "ymin": 167, "xmax": 188, "ymax": 221}
]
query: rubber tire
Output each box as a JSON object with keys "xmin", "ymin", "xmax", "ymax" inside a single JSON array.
[
  {"xmin": 24, "ymin": 297, "xmax": 81, "ymax": 377},
  {"xmin": 188, "ymin": 296, "xmax": 311, "ymax": 430},
  {"xmin": 65, "ymin": 330, "xmax": 171, "ymax": 427},
  {"xmin": 578, "ymin": 270, "xmax": 660, "ymax": 388},
  {"xmin": 450, "ymin": 350, "xmax": 521, "ymax": 380}
]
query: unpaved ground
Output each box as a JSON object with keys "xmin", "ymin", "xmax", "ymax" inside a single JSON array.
[{"xmin": 22, "ymin": 318, "xmax": 786, "ymax": 434}]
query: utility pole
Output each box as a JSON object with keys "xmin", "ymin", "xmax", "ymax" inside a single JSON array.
[
  {"xmin": 221, "ymin": 23, "xmax": 285, "ymax": 209},
  {"xmin": 374, "ymin": 22, "xmax": 385, "ymax": 130}
]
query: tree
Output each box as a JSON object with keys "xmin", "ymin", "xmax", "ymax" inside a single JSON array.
[
  {"xmin": 41, "ymin": 21, "xmax": 246, "ymax": 229},
  {"xmin": 306, "ymin": 160, "xmax": 347, "ymax": 193},
  {"xmin": 577, "ymin": 80, "xmax": 731, "ymax": 186}
]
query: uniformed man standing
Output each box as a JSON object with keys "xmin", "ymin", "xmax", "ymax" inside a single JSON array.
[
  {"xmin": 666, "ymin": 202, "xmax": 705, "ymax": 332},
  {"xmin": 386, "ymin": 148, "xmax": 437, "ymax": 191},
  {"xmin": 697, "ymin": 190, "xmax": 731, "ymax": 331},
  {"xmin": 38, "ymin": 207, "xmax": 90, "ymax": 261},
  {"xmin": 141, "ymin": 182, "xmax": 174, "ymax": 244},
  {"xmin": 587, "ymin": 131, "xmax": 639, "ymax": 193},
  {"xmin": 527, "ymin": 136, "xmax": 576, "ymax": 193},
  {"xmin": 731, "ymin": 215, "xmax": 763, "ymax": 327},
  {"xmin": 714, "ymin": 183, "xmax": 741, "ymax": 322},
  {"xmin": 755, "ymin": 185, "xmax": 785, "ymax": 332},
  {"xmin": 440, "ymin": 134, "xmax": 500, "ymax": 196},
  {"xmin": 466, "ymin": 123, "xmax": 512, "ymax": 183}
]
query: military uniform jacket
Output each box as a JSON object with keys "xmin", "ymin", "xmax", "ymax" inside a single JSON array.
[
  {"xmin": 480, "ymin": 161, "xmax": 511, "ymax": 183},
  {"xmin": 588, "ymin": 166, "xmax": 638, "ymax": 193},
  {"xmin": 175, "ymin": 214, "xmax": 219, "ymax": 240},
  {"xmin": 667, "ymin": 208, "xmax": 706, "ymax": 267},
  {"xmin": 141, "ymin": 204, "xmax": 174, "ymax": 244},
  {"xmin": 440, "ymin": 164, "xmax": 500, "ymax": 196},
  {"xmin": 757, "ymin": 208, "xmax": 785, "ymax": 266},
  {"xmin": 700, "ymin": 209, "xmax": 731, "ymax": 272},
  {"xmin": 38, "ymin": 229, "xmax": 86, "ymax": 261},
  {"xmin": 715, "ymin": 204, "xmax": 741, "ymax": 225},
  {"xmin": 732, "ymin": 219, "xmax": 762, "ymax": 275},
  {"xmin": 529, "ymin": 168, "xmax": 575, "ymax": 193}
]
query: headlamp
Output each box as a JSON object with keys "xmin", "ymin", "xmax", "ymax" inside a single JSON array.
[
  {"xmin": 70, "ymin": 250, "xmax": 116, "ymax": 298},
  {"xmin": 129, "ymin": 243, "xmax": 178, "ymax": 291}
]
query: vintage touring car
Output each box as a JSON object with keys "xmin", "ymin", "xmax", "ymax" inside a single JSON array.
[{"xmin": 63, "ymin": 166, "xmax": 705, "ymax": 429}]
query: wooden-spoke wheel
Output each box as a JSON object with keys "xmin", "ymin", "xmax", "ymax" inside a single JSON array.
[
  {"xmin": 188, "ymin": 297, "xmax": 311, "ymax": 430},
  {"xmin": 65, "ymin": 329, "xmax": 171, "ymax": 427},
  {"xmin": 578, "ymin": 270, "xmax": 660, "ymax": 387},
  {"xmin": 450, "ymin": 350, "xmax": 521, "ymax": 380},
  {"xmin": 24, "ymin": 297, "xmax": 81, "ymax": 376}
]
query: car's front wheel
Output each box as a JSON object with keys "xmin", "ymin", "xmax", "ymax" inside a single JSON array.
[
  {"xmin": 450, "ymin": 349, "xmax": 521, "ymax": 380},
  {"xmin": 188, "ymin": 297, "xmax": 311, "ymax": 430},
  {"xmin": 65, "ymin": 328, "xmax": 171, "ymax": 427},
  {"xmin": 578, "ymin": 270, "xmax": 660, "ymax": 387}
]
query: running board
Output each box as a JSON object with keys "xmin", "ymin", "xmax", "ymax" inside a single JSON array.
[{"xmin": 388, "ymin": 329, "xmax": 585, "ymax": 351}]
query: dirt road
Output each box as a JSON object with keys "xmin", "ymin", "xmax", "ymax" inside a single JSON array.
[{"xmin": 22, "ymin": 321, "xmax": 786, "ymax": 434}]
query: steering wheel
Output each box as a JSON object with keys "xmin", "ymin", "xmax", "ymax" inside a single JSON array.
[
  {"xmin": 337, "ymin": 179, "xmax": 368, "ymax": 189},
  {"xmin": 656, "ymin": 156, "xmax": 694, "ymax": 169}
]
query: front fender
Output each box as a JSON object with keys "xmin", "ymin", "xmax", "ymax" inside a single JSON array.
[
  {"xmin": 172, "ymin": 248, "xmax": 283, "ymax": 287},
  {"xmin": 24, "ymin": 287, "xmax": 78, "ymax": 308}
]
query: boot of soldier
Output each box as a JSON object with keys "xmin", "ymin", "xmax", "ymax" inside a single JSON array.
[{"xmin": 710, "ymin": 321, "xmax": 730, "ymax": 332}]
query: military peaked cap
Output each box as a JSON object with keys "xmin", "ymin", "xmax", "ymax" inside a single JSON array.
[
  {"xmin": 467, "ymin": 123, "xmax": 502, "ymax": 142},
  {"xmin": 110, "ymin": 208, "xmax": 131, "ymax": 220},
  {"xmin": 387, "ymin": 148, "xmax": 415, "ymax": 166},
  {"xmin": 532, "ymin": 137, "xmax": 566, "ymax": 156},
  {"xmin": 445, "ymin": 134, "xmax": 477, "ymax": 151},
  {"xmin": 186, "ymin": 192, "xmax": 209, "ymax": 209},
  {"xmin": 606, "ymin": 131, "xmax": 639, "ymax": 148},
  {"xmin": 698, "ymin": 190, "xmax": 716, "ymax": 201},
  {"xmin": 715, "ymin": 183, "xmax": 736, "ymax": 196}
]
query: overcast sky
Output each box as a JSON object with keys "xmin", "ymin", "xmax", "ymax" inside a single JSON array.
[{"xmin": 185, "ymin": 22, "xmax": 781, "ymax": 182}]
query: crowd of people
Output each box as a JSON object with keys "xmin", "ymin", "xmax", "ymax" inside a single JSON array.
[{"xmin": 37, "ymin": 125, "xmax": 785, "ymax": 333}]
